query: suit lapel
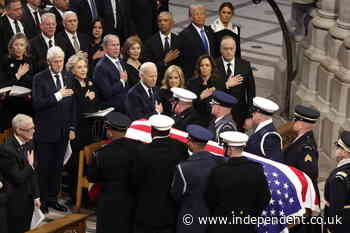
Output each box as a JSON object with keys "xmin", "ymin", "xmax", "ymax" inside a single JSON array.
[
  {"xmin": 190, "ymin": 24, "xmax": 205, "ymax": 51},
  {"xmin": 156, "ymin": 33, "xmax": 164, "ymax": 57},
  {"xmin": 104, "ymin": 57, "xmax": 120, "ymax": 75},
  {"xmin": 62, "ymin": 32, "xmax": 75, "ymax": 53}
]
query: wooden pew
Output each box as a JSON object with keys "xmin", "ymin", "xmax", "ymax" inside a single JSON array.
[
  {"xmin": 75, "ymin": 141, "xmax": 104, "ymax": 212},
  {"xmin": 25, "ymin": 213, "xmax": 90, "ymax": 233}
]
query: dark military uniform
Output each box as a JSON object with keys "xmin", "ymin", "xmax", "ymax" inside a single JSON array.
[
  {"xmin": 324, "ymin": 130, "xmax": 350, "ymax": 233},
  {"xmin": 132, "ymin": 136, "xmax": 189, "ymax": 233},
  {"xmin": 206, "ymin": 157, "xmax": 271, "ymax": 233},
  {"xmin": 171, "ymin": 124, "xmax": 225, "ymax": 233},
  {"xmin": 245, "ymin": 121, "xmax": 283, "ymax": 162},
  {"xmin": 173, "ymin": 107, "xmax": 204, "ymax": 131},
  {"xmin": 87, "ymin": 138, "xmax": 141, "ymax": 233},
  {"xmin": 324, "ymin": 161, "xmax": 350, "ymax": 233}
]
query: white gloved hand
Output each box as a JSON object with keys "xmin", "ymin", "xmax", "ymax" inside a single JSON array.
[{"xmin": 0, "ymin": 181, "xmax": 3, "ymax": 189}]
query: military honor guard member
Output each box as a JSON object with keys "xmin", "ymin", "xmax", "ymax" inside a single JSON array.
[
  {"xmin": 172, "ymin": 87, "xmax": 204, "ymax": 131},
  {"xmin": 244, "ymin": 97, "xmax": 284, "ymax": 162},
  {"xmin": 87, "ymin": 112, "xmax": 139, "ymax": 233},
  {"xmin": 171, "ymin": 124, "xmax": 225, "ymax": 233},
  {"xmin": 284, "ymin": 105, "xmax": 321, "ymax": 233},
  {"xmin": 206, "ymin": 131, "xmax": 271, "ymax": 233},
  {"xmin": 208, "ymin": 90, "xmax": 238, "ymax": 142},
  {"xmin": 324, "ymin": 131, "xmax": 350, "ymax": 233},
  {"xmin": 132, "ymin": 114, "xmax": 189, "ymax": 233}
]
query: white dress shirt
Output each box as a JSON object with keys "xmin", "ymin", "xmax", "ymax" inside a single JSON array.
[
  {"xmin": 50, "ymin": 70, "xmax": 64, "ymax": 102},
  {"xmin": 255, "ymin": 119, "xmax": 273, "ymax": 133},
  {"xmin": 42, "ymin": 33, "xmax": 55, "ymax": 48},
  {"xmin": 159, "ymin": 32, "xmax": 171, "ymax": 50},
  {"xmin": 65, "ymin": 30, "xmax": 80, "ymax": 50},
  {"xmin": 222, "ymin": 57, "xmax": 235, "ymax": 76},
  {"xmin": 27, "ymin": 3, "xmax": 41, "ymax": 25},
  {"xmin": 7, "ymin": 16, "xmax": 25, "ymax": 34},
  {"xmin": 105, "ymin": 54, "xmax": 126, "ymax": 87}
]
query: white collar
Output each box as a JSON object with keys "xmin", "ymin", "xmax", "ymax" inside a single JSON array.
[
  {"xmin": 6, "ymin": 15, "xmax": 18, "ymax": 24},
  {"xmin": 337, "ymin": 158, "xmax": 350, "ymax": 168},
  {"xmin": 192, "ymin": 23, "xmax": 204, "ymax": 32},
  {"xmin": 105, "ymin": 54, "xmax": 119, "ymax": 63},
  {"xmin": 211, "ymin": 18, "xmax": 237, "ymax": 33},
  {"xmin": 222, "ymin": 57, "xmax": 235, "ymax": 66},
  {"xmin": 56, "ymin": 7, "xmax": 65, "ymax": 17},
  {"xmin": 42, "ymin": 33, "xmax": 54, "ymax": 42},
  {"xmin": 215, "ymin": 116, "xmax": 224, "ymax": 124},
  {"xmin": 255, "ymin": 119, "xmax": 273, "ymax": 133},
  {"xmin": 65, "ymin": 30, "xmax": 78, "ymax": 39},
  {"xmin": 14, "ymin": 134, "xmax": 25, "ymax": 146},
  {"xmin": 140, "ymin": 81, "xmax": 151, "ymax": 96},
  {"xmin": 27, "ymin": 3, "xmax": 38, "ymax": 13},
  {"xmin": 160, "ymin": 31, "xmax": 171, "ymax": 39}
]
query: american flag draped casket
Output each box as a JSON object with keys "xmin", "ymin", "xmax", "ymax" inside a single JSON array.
[{"xmin": 89, "ymin": 119, "xmax": 320, "ymax": 233}]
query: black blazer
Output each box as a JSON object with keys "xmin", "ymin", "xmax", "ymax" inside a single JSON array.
[
  {"xmin": 21, "ymin": 4, "xmax": 41, "ymax": 39},
  {"xmin": 142, "ymin": 32, "xmax": 182, "ymax": 84},
  {"xmin": 0, "ymin": 16, "xmax": 29, "ymax": 58},
  {"xmin": 49, "ymin": 7, "xmax": 64, "ymax": 34},
  {"xmin": 30, "ymin": 34, "xmax": 65, "ymax": 73},
  {"xmin": 125, "ymin": 82, "xmax": 160, "ymax": 120},
  {"xmin": 130, "ymin": 0, "xmax": 158, "ymax": 41},
  {"xmin": 178, "ymin": 24, "xmax": 218, "ymax": 79},
  {"xmin": 56, "ymin": 31, "xmax": 90, "ymax": 62},
  {"xmin": 71, "ymin": 0, "xmax": 101, "ymax": 34},
  {"xmin": 93, "ymin": 56, "xmax": 128, "ymax": 111},
  {"xmin": 215, "ymin": 57, "xmax": 256, "ymax": 121},
  {"xmin": 32, "ymin": 69, "xmax": 77, "ymax": 143},
  {"xmin": 99, "ymin": 0, "xmax": 135, "ymax": 43}
]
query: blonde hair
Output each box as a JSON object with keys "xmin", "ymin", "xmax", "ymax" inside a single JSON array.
[
  {"xmin": 8, "ymin": 33, "xmax": 29, "ymax": 57},
  {"xmin": 122, "ymin": 35, "xmax": 142, "ymax": 60},
  {"xmin": 161, "ymin": 65, "xmax": 185, "ymax": 89},
  {"xmin": 66, "ymin": 53, "xmax": 88, "ymax": 72}
]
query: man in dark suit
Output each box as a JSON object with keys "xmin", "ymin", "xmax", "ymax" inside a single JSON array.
[
  {"xmin": 125, "ymin": 62, "xmax": 163, "ymax": 120},
  {"xmin": 56, "ymin": 11, "xmax": 90, "ymax": 62},
  {"xmin": 171, "ymin": 124, "xmax": 225, "ymax": 233},
  {"xmin": 178, "ymin": 4, "xmax": 217, "ymax": 79},
  {"xmin": 99, "ymin": 0, "xmax": 135, "ymax": 44},
  {"xmin": 32, "ymin": 46, "xmax": 77, "ymax": 213},
  {"xmin": 132, "ymin": 114, "xmax": 188, "ymax": 233},
  {"xmin": 71, "ymin": 0, "xmax": 100, "ymax": 34},
  {"xmin": 0, "ymin": 0, "xmax": 28, "ymax": 58},
  {"xmin": 143, "ymin": 12, "xmax": 181, "ymax": 85},
  {"xmin": 21, "ymin": 0, "xmax": 42, "ymax": 39},
  {"xmin": 215, "ymin": 36, "xmax": 256, "ymax": 130},
  {"xmin": 49, "ymin": 0, "xmax": 70, "ymax": 34},
  {"xmin": 244, "ymin": 97, "xmax": 284, "ymax": 163},
  {"xmin": 130, "ymin": 0, "xmax": 158, "ymax": 41},
  {"xmin": 30, "ymin": 13, "xmax": 62, "ymax": 73},
  {"xmin": 93, "ymin": 34, "xmax": 129, "ymax": 112},
  {"xmin": 1, "ymin": 114, "xmax": 40, "ymax": 233}
]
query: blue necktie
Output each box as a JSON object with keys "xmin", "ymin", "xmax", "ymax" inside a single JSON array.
[{"xmin": 200, "ymin": 29, "xmax": 209, "ymax": 54}]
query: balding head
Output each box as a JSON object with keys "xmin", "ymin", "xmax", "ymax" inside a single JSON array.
[
  {"xmin": 220, "ymin": 36, "xmax": 236, "ymax": 61},
  {"xmin": 140, "ymin": 62, "xmax": 158, "ymax": 88}
]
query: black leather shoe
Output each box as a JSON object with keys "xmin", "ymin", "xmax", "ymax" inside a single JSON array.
[
  {"xmin": 47, "ymin": 201, "xmax": 68, "ymax": 212},
  {"xmin": 40, "ymin": 204, "xmax": 49, "ymax": 214}
]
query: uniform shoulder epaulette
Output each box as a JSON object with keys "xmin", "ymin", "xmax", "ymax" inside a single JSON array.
[{"xmin": 335, "ymin": 171, "xmax": 348, "ymax": 180}]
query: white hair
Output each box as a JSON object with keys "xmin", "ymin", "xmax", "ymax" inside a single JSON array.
[
  {"xmin": 12, "ymin": 114, "xmax": 33, "ymax": 130},
  {"xmin": 140, "ymin": 62, "xmax": 157, "ymax": 75},
  {"xmin": 189, "ymin": 4, "xmax": 205, "ymax": 17},
  {"xmin": 62, "ymin": 11, "xmax": 77, "ymax": 22},
  {"xmin": 102, "ymin": 34, "xmax": 119, "ymax": 47},
  {"xmin": 47, "ymin": 46, "xmax": 65, "ymax": 61},
  {"xmin": 41, "ymin": 12, "xmax": 56, "ymax": 24}
]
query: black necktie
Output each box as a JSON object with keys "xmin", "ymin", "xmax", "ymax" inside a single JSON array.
[
  {"xmin": 33, "ymin": 11, "xmax": 40, "ymax": 27},
  {"xmin": 164, "ymin": 36, "xmax": 170, "ymax": 53},
  {"xmin": 14, "ymin": 20, "xmax": 21, "ymax": 33},
  {"xmin": 148, "ymin": 88, "xmax": 155, "ymax": 105},
  {"xmin": 48, "ymin": 39, "xmax": 53, "ymax": 48},
  {"xmin": 54, "ymin": 74, "xmax": 62, "ymax": 90},
  {"xmin": 227, "ymin": 63, "xmax": 232, "ymax": 78}
]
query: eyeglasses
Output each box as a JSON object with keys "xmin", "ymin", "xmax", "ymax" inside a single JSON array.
[{"xmin": 19, "ymin": 127, "xmax": 34, "ymax": 132}]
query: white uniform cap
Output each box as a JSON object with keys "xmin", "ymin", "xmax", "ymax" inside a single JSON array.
[
  {"xmin": 149, "ymin": 114, "xmax": 175, "ymax": 131},
  {"xmin": 171, "ymin": 87, "xmax": 197, "ymax": 103},
  {"xmin": 219, "ymin": 131, "xmax": 249, "ymax": 147},
  {"xmin": 252, "ymin": 97, "xmax": 279, "ymax": 115}
]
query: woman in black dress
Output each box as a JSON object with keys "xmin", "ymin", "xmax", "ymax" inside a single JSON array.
[
  {"xmin": 88, "ymin": 18, "xmax": 105, "ymax": 75},
  {"xmin": 1, "ymin": 33, "xmax": 34, "ymax": 127},
  {"xmin": 122, "ymin": 35, "xmax": 143, "ymax": 88},
  {"xmin": 187, "ymin": 55, "xmax": 217, "ymax": 127},
  {"xmin": 159, "ymin": 65, "xmax": 185, "ymax": 116}
]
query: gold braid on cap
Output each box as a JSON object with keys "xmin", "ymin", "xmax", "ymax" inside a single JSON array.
[
  {"xmin": 338, "ymin": 138, "xmax": 350, "ymax": 153},
  {"xmin": 294, "ymin": 112, "xmax": 318, "ymax": 122}
]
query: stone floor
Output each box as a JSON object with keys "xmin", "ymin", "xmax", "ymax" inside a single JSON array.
[{"xmin": 37, "ymin": 0, "xmax": 333, "ymax": 231}]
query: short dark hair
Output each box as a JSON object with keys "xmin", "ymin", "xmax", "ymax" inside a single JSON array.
[
  {"xmin": 90, "ymin": 17, "xmax": 104, "ymax": 37},
  {"xmin": 5, "ymin": 0, "xmax": 21, "ymax": 9},
  {"xmin": 218, "ymin": 2, "xmax": 235, "ymax": 13}
]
